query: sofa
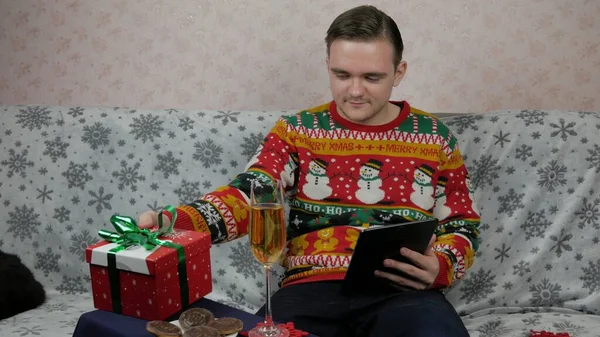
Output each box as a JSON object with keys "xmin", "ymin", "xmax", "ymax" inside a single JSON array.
[{"xmin": 0, "ymin": 104, "xmax": 598, "ymax": 337}]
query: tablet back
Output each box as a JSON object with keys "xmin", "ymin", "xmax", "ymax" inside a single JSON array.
[{"xmin": 341, "ymin": 218, "xmax": 439, "ymax": 295}]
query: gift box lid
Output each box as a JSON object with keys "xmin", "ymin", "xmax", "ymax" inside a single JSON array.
[{"xmin": 85, "ymin": 229, "xmax": 211, "ymax": 276}]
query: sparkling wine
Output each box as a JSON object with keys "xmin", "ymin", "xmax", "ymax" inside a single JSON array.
[{"xmin": 249, "ymin": 203, "xmax": 286, "ymax": 265}]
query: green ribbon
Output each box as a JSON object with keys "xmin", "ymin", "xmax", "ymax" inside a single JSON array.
[{"xmin": 98, "ymin": 206, "xmax": 189, "ymax": 314}]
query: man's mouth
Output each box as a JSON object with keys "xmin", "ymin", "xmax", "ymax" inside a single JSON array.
[{"xmin": 348, "ymin": 101, "xmax": 367, "ymax": 107}]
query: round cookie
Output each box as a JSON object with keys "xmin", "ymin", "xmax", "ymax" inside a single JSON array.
[
  {"xmin": 178, "ymin": 308, "xmax": 215, "ymax": 330},
  {"xmin": 146, "ymin": 320, "xmax": 182, "ymax": 337},
  {"xmin": 182, "ymin": 326, "xmax": 220, "ymax": 337},
  {"xmin": 206, "ymin": 317, "xmax": 244, "ymax": 335}
]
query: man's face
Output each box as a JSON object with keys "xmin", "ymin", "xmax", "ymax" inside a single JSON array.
[{"xmin": 326, "ymin": 38, "xmax": 406, "ymax": 125}]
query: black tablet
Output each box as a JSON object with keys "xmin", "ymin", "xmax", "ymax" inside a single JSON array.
[{"xmin": 341, "ymin": 218, "xmax": 439, "ymax": 295}]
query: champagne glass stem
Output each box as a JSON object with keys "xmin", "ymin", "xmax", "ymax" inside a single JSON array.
[{"xmin": 264, "ymin": 264, "xmax": 274, "ymax": 327}]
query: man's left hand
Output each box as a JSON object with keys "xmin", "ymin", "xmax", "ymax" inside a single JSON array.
[{"xmin": 374, "ymin": 234, "xmax": 439, "ymax": 290}]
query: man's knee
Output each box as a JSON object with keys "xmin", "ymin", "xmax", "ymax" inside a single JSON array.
[
  {"xmin": 371, "ymin": 310, "xmax": 469, "ymax": 337},
  {"xmin": 368, "ymin": 293, "xmax": 469, "ymax": 337}
]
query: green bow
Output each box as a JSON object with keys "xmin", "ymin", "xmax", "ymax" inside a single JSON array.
[
  {"xmin": 98, "ymin": 205, "xmax": 177, "ymax": 251},
  {"xmin": 97, "ymin": 205, "xmax": 189, "ymax": 314}
]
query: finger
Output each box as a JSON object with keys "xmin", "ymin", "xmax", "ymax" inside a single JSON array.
[
  {"xmin": 427, "ymin": 234, "xmax": 436, "ymax": 248},
  {"xmin": 398, "ymin": 247, "xmax": 430, "ymax": 271},
  {"xmin": 383, "ymin": 259, "xmax": 431, "ymax": 285},
  {"xmin": 159, "ymin": 212, "xmax": 171, "ymax": 228},
  {"xmin": 374, "ymin": 270, "xmax": 427, "ymax": 290},
  {"xmin": 399, "ymin": 234, "xmax": 437, "ymax": 267},
  {"xmin": 425, "ymin": 234, "xmax": 437, "ymax": 257},
  {"xmin": 138, "ymin": 211, "xmax": 158, "ymax": 229}
]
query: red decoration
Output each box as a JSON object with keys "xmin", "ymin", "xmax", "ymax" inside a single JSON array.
[{"xmin": 239, "ymin": 322, "xmax": 310, "ymax": 337}]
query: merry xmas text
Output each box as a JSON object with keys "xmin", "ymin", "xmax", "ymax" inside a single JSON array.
[{"xmin": 295, "ymin": 138, "xmax": 440, "ymax": 157}]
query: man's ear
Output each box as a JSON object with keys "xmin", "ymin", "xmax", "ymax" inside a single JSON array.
[
  {"xmin": 326, "ymin": 56, "xmax": 330, "ymax": 70},
  {"xmin": 393, "ymin": 60, "xmax": 407, "ymax": 87}
]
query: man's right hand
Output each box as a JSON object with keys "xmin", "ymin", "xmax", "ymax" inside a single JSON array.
[{"xmin": 138, "ymin": 210, "xmax": 172, "ymax": 229}]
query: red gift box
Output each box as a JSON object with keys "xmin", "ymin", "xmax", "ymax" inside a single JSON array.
[{"xmin": 85, "ymin": 228, "xmax": 212, "ymax": 321}]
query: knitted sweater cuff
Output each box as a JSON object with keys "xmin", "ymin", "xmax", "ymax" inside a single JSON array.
[
  {"xmin": 430, "ymin": 254, "xmax": 451, "ymax": 289},
  {"xmin": 164, "ymin": 208, "xmax": 195, "ymax": 232}
]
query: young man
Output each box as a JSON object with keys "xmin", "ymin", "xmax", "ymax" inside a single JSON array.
[{"xmin": 139, "ymin": 5, "xmax": 479, "ymax": 337}]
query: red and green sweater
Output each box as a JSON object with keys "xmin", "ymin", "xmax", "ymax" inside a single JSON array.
[{"xmin": 171, "ymin": 100, "xmax": 481, "ymax": 289}]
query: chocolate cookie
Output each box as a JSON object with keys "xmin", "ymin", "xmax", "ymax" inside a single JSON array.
[
  {"xmin": 146, "ymin": 320, "xmax": 182, "ymax": 337},
  {"xmin": 182, "ymin": 326, "xmax": 220, "ymax": 337},
  {"xmin": 178, "ymin": 308, "xmax": 215, "ymax": 330},
  {"xmin": 206, "ymin": 317, "xmax": 244, "ymax": 335}
]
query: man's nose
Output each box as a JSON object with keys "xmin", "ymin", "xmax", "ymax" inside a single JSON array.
[{"xmin": 349, "ymin": 78, "xmax": 365, "ymax": 97}]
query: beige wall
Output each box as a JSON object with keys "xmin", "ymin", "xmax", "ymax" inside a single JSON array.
[{"xmin": 0, "ymin": 0, "xmax": 599, "ymax": 112}]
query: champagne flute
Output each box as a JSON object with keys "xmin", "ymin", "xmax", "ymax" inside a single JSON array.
[{"xmin": 248, "ymin": 179, "xmax": 289, "ymax": 337}]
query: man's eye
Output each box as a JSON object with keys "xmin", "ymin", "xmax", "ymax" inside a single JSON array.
[
  {"xmin": 366, "ymin": 76, "xmax": 380, "ymax": 82},
  {"xmin": 336, "ymin": 74, "xmax": 349, "ymax": 79}
]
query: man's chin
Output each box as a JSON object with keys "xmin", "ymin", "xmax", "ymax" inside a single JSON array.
[
  {"xmin": 346, "ymin": 115, "xmax": 376, "ymax": 125},
  {"xmin": 337, "ymin": 103, "xmax": 380, "ymax": 124}
]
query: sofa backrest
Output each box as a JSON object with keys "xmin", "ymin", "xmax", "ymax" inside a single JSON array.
[
  {"xmin": 0, "ymin": 105, "xmax": 598, "ymax": 315},
  {"xmin": 441, "ymin": 110, "xmax": 600, "ymax": 317},
  {"xmin": 0, "ymin": 105, "xmax": 291, "ymax": 311}
]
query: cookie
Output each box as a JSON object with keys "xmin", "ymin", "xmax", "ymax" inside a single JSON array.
[
  {"xmin": 146, "ymin": 320, "xmax": 182, "ymax": 337},
  {"xmin": 182, "ymin": 326, "xmax": 220, "ymax": 337},
  {"xmin": 206, "ymin": 317, "xmax": 244, "ymax": 335},
  {"xmin": 178, "ymin": 308, "xmax": 215, "ymax": 330}
]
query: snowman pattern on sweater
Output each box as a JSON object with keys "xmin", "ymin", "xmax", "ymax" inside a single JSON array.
[
  {"xmin": 410, "ymin": 164, "xmax": 436, "ymax": 210},
  {"xmin": 302, "ymin": 158, "xmax": 333, "ymax": 200},
  {"xmin": 433, "ymin": 176, "xmax": 452, "ymax": 220},
  {"xmin": 280, "ymin": 152, "xmax": 298, "ymax": 189},
  {"xmin": 355, "ymin": 159, "xmax": 386, "ymax": 204}
]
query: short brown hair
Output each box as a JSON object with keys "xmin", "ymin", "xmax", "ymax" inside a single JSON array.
[{"xmin": 325, "ymin": 5, "xmax": 404, "ymax": 67}]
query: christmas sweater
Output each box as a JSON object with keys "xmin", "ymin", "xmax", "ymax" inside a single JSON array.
[{"xmin": 171, "ymin": 100, "xmax": 481, "ymax": 289}]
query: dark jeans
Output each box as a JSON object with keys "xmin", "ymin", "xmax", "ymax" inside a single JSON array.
[{"xmin": 256, "ymin": 281, "xmax": 469, "ymax": 337}]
